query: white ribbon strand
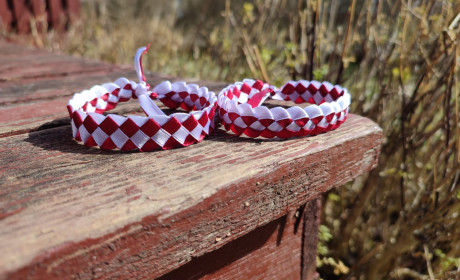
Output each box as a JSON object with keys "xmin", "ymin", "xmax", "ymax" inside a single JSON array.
[{"xmin": 133, "ymin": 45, "xmax": 166, "ymax": 117}]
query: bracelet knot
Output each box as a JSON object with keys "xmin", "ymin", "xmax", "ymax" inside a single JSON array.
[{"xmin": 134, "ymin": 81, "xmax": 151, "ymax": 97}]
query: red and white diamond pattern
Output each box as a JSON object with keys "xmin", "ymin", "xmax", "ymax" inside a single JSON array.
[
  {"xmin": 217, "ymin": 79, "xmax": 350, "ymax": 138},
  {"xmin": 67, "ymin": 79, "xmax": 217, "ymax": 151}
]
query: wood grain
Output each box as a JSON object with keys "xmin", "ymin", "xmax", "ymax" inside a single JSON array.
[
  {"xmin": 31, "ymin": 0, "xmax": 47, "ymax": 32},
  {"xmin": 0, "ymin": 0, "xmax": 13, "ymax": 31},
  {"xmin": 302, "ymin": 199, "xmax": 321, "ymax": 280},
  {"xmin": 0, "ymin": 50, "xmax": 125, "ymax": 81},
  {"xmin": 0, "ymin": 0, "xmax": 79, "ymax": 33},
  {"xmin": 48, "ymin": 0, "xmax": 65, "ymax": 32},
  {"xmin": 11, "ymin": 0, "xmax": 30, "ymax": 33},
  {"xmin": 0, "ymin": 41, "xmax": 382, "ymax": 279},
  {"xmin": 65, "ymin": 0, "xmax": 81, "ymax": 23},
  {"xmin": 0, "ymin": 114, "xmax": 381, "ymax": 279},
  {"xmin": 158, "ymin": 212, "xmax": 303, "ymax": 280}
]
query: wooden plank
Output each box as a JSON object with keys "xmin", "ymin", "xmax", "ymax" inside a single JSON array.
[
  {"xmin": 48, "ymin": 0, "xmax": 66, "ymax": 32},
  {"xmin": 302, "ymin": 199, "xmax": 321, "ymax": 280},
  {"xmin": 0, "ymin": 41, "xmax": 49, "ymax": 58},
  {"xmin": 30, "ymin": 0, "xmax": 47, "ymax": 32},
  {"xmin": 0, "ymin": 42, "xmax": 131, "ymax": 87},
  {"xmin": 0, "ymin": 0, "xmax": 13, "ymax": 31},
  {"xmin": 0, "ymin": 96, "xmax": 70, "ymax": 137},
  {"xmin": 0, "ymin": 40, "xmax": 382, "ymax": 279},
  {"xmin": 158, "ymin": 213, "xmax": 303, "ymax": 280},
  {"xmin": 11, "ymin": 0, "xmax": 31, "ymax": 33},
  {"xmin": 0, "ymin": 51, "xmax": 125, "ymax": 81},
  {"xmin": 65, "ymin": 0, "xmax": 80, "ymax": 23},
  {"xmin": 0, "ymin": 114, "xmax": 382, "ymax": 279},
  {"xmin": 0, "ymin": 69, "xmax": 134, "ymax": 105}
]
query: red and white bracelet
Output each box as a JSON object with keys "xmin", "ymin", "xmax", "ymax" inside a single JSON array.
[
  {"xmin": 67, "ymin": 46, "xmax": 217, "ymax": 151},
  {"xmin": 217, "ymin": 79, "xmax": 350, "ymax": 138}
]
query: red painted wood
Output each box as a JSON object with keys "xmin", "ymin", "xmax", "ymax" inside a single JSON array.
[
  {"xmin": 0, "ymin": 0, "xmax": 13, "ymax": 31},
  {"xmin": 0, "ymin": 70, "xmax": 133, "ymax": 106},
  {"xmin": 48, "ymin": 0, "xmax": 66, "ymax": 32},
  {"xmin": 0, "ymin": 48, "xmax": 128, "ymax": 81},
  {"xmin": 302, "ymin": 199, "xmax": 321, "ymax": 280},
  {"xmin": 0, "ymin": 41, "xmax": 383, "ymax": 280},
  {"xmin": 159, "ymin": 213, "xmax": 303, "ymax": 280},
  {"xmin": 0, "ymin": 120, "xmax": 381, "ymax": 279},
  {"xmin": 30, "ymin": 0, "xmax": 47, "ymax": 32},
  {"xmin": 12, "ymin": 0, "xmax": 31, "ymax": 33},
  {"xmin": 1, "ymin": 0, "xmax": 79, "ymax": 33},
  {"xmin": 65, "ymin": 0, "xmax": 80, "ymax": 23}
]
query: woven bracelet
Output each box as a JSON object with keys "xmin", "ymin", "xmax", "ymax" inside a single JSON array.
[
  {"xmin": 217, "ymin": 79, "xmax": 351, "ymax": 138},
  {"xmin": 67, "ymin": 46, "xmax": 217, "ymax": 151}
]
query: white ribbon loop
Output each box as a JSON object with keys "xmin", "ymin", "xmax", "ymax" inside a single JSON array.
[
  {"xmin": 135, "ymin": 44, "xmax": 150, "ymax": 83},
  {"xmin": 134, "ymin": 45, "xmax": 166, "ymax": 117}
]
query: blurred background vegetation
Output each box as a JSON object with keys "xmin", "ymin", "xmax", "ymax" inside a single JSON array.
[{"xmin": 6, "ymin": 0, "xmax": 460, "ymax": 278}]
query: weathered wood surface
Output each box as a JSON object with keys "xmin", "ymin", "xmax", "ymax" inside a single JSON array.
[
  {"xmin": 0, "ymin": 41, "xmax": 382, "ymax": 279},
  {"xmin": 302, "ymin": 199, "xmax": 321, "ymax": 280},
  {"xmin": 159, "ymin": 212, "xmax": 303, "ymax": 280},
  {"xmin": 0, "ymin": 0, "xmax": 14, "ymax": 31},
  {"xmin": 0, "ymin": 0, "xmax": 80, "ymax": 33}
]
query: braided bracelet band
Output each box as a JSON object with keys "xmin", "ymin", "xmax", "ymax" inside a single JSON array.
[
  {"xmin": 217, "ymin": 79, "xmax": 351, "ymax": 138},
  {"xmin": 67, "ymin": 46, "xmax": 217, "ymax": 151}
]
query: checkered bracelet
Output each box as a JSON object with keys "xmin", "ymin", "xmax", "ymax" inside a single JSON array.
[
  {"xmin": 217, "ymin": 79, "xmax": 350, "ymax": 138},
  {"xmin": 67, "ymin": 46, "xmax": 217, "ymax": 151}
]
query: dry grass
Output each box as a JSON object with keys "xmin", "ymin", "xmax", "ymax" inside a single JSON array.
[{"xmin": 9, "ymin": 0, "xmax": 460, "ymax": 278}]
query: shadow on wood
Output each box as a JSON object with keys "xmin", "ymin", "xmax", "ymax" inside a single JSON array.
[{"xmin": 158, "ymin": 214, "xmax": 302, "ymax": 280}]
